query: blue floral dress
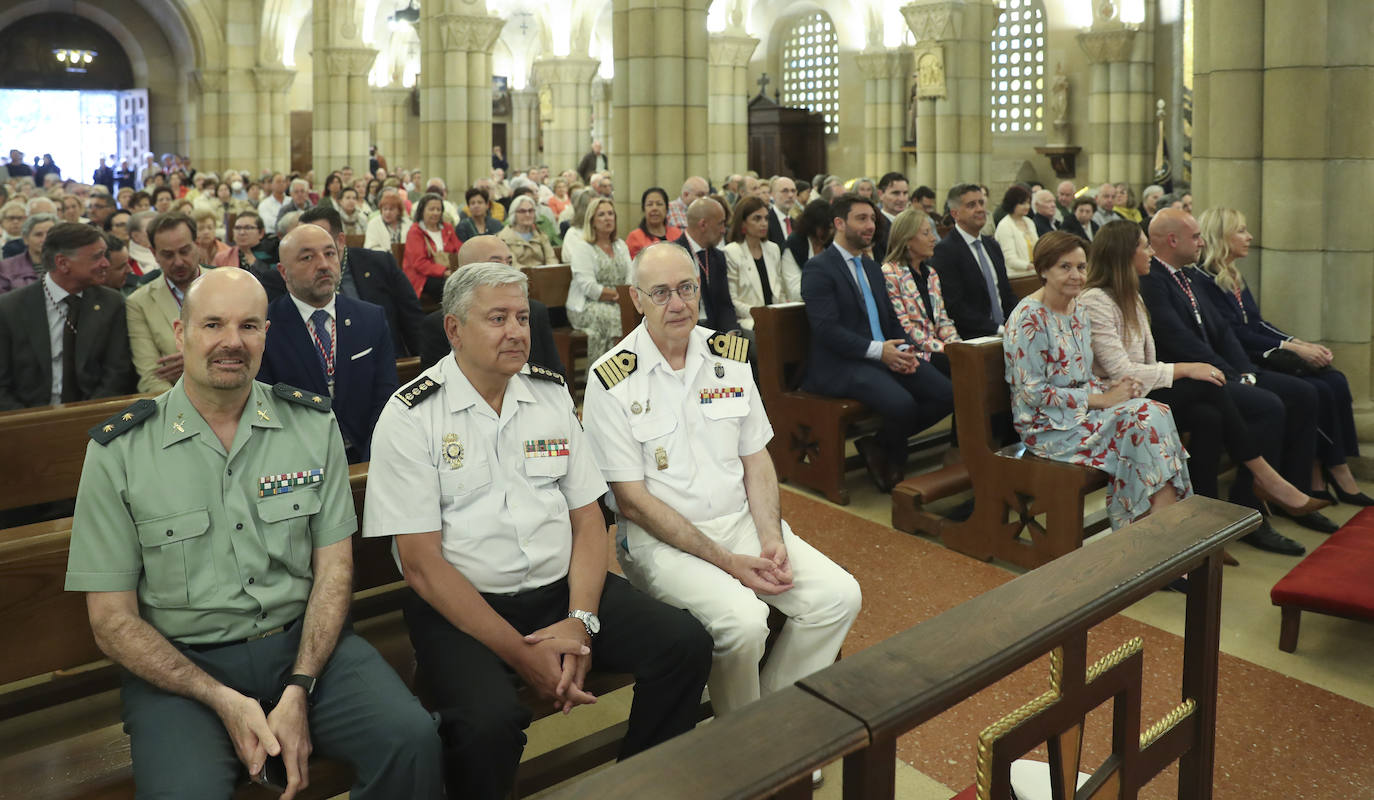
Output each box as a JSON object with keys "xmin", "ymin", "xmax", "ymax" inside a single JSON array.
[{"xmin": 1004, "ymin": 297, "xmax": 1192, "ymax": 529}]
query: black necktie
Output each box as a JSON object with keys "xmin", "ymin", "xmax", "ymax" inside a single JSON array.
[{"xmin": 61, "ymin": 295, "xmax": 81, "ymax": 403}]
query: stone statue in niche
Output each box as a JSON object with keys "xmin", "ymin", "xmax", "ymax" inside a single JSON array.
[
  {"xmin": 915, "ymin": 46, "xmax": 946, "ymax": 99},
  {"xmin": 1051, "ymin": 63, "xmax": 1070, "ymax": 141},
  {"xmin": 906, "ymin": 79, "xmax": 919, "ymax": 146}
]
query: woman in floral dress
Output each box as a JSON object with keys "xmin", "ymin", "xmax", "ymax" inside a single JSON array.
[
  {"xmin": 1004, "ymin": 230, "xmax": 1191, "ymax": 529},
  {"xmin": 564, "ymin": 196, "xmax": 632, "ymax": 361}
]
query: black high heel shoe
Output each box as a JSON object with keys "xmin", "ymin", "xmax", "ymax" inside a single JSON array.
[{"xmin": 1321, "ymin": 466, "xmax": 1374, "ymax": 506}]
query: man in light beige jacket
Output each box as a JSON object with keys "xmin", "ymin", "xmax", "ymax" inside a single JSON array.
[{"xmin": 126, "ymin": 212, "xmax": 205, "ymax": 393}]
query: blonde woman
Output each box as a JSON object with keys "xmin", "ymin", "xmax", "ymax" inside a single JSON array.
[
  {"xmin": 497, "ymin": 195, "xmax": 557, "ymax": 268},
  {"xmin": 879, "ymin": 208, "xmax": 960, "ymax": 371},
  {"xmin": 563, "ymin": 196, "xmax": 631, "ymax": 360},
  {"xmin": 1196, "ymin": 207, "xmax": 1370, "ymax": 507}
]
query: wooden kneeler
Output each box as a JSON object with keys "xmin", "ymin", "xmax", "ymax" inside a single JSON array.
[{"xmin": 937, "ymin": 339, "xmax": 1109, "ymax": 570}]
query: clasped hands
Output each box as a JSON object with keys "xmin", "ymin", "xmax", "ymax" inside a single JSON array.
[
  {"xmin": 215, "ymin": 684, "xmax": 312, "ymax": 799},
  {"xmin": 520, "ymin": 618, "xmax": 596, "ymax": 714},
  {"xmin": 880, "ymin": 339, "xmax": 919, "ymax": 374},
  {"xmin": 726, "ymin": 537, "xmax": 794, "ymax": 596}
]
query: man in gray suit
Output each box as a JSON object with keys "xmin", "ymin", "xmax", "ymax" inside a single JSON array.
[{"xmin": 0, "ymin": 223, "xmax": 135, "ymax": 409}]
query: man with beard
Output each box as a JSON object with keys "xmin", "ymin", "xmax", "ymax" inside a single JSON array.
[
  {"xmin": 800, "ymin": 194, "xmax": 953, "ymax": 492},
  {"xmin": 66, "ymin": 267, "xmax": 443, "ymax": 799},
  {"xmin": 256, "ymin": 224, "xmax": 397, "ymax": 463}
]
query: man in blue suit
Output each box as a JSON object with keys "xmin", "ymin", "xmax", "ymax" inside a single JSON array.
[
  {"xmin": 800, "ymin": 193, "xmax": 953, "ymax": 492},
  {"xmin": 257, "ymin": 224, "xmax": 397, "ymax": 463}
]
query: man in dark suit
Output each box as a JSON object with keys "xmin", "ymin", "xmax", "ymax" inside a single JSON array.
[
  {"xmin": 929, "ymin": 183, "xmax": 1016, "ymax": 340},
  {"xmin": 299, "ymin": 206, "xmax": 425, "ymax": 357},
  {"xmin": 765, "ymin": 176, "xmax": 798, "ymax": 250},
  {"xmin": 871, "ymin": 172, "xmax": 910, "ymax": 262},
  {"xmin": 92, "ymin": 158, "xmax": 115, "ymax": 193},
  {"xmin": 257, "ymin": 225, "xmax": 397, "ymax": 463},
  {"xmin": 0, "ymin": 223, "xmax": 134, "ymax": 409},
  {"xmin": 674, "ymin": 198, "xmax": 738, "ymax": 332},
  {"xmin": 1031, "ymin": 189, "xmax": 1058, "ymax": 238},
  {"xmin": 417, "ymin": 234, "xmax": 565, "ymax": 376},
  {"xmin": 1139, "ymin": 209, "xmax": 1315, "ymax": 553},
  {"xmin": 1060, "ymin": 196, "xmax": 1100, "ymax": 243},
  {"xmin": 800, "ymin": 193, "xmax": 953, "ymax": 493}
]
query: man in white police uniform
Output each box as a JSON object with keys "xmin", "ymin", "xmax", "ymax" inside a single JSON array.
[
  {"xmin": 362, "ymin": 262, "xmax": 712, "ymax": 800},
  {"xmin": 583, "ymin": 242, "xmax": 862, "ymax": 747}
]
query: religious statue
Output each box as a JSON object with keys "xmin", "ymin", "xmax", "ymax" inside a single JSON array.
[
  {"xmin": 905, "ymin": 80, "xmax": 919, "ymax": 146},
  {"xmin": 1051, "ymin": 64, "xmax": 1070, "ymax": 142},
  {"xmin": 915, "ymin": 47, "xmax": 946, "ymax": 100}
]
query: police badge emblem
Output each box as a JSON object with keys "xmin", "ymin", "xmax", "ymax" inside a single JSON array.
[{"xmin": 442, "ymin": 433, "xmax": 464, "ymax": 469}]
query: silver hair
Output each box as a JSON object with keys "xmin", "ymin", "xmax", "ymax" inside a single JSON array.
[
  {"xmin": 276, "ymin": 210, "xmax": 301, "ymax": 237},
  {"xmin": 507, "ymin": 194, "xmax": 537, "ymax": 216},
  {"xmin": 628, "ymin": 240, "xmax": 693, "ymax": 289},
  {"xmin": 1031, "ymin": 189, "xmax": 1055, "ymax": 205},
  {"xmin": 129, "ymin": 210, "xmax": 157, "ymax": 235},
  {"xmin": 289, "ymin": 178, "xmax": 309, "ymax": 192},
  {"xmin": 1142, "ymin": 184, "xmax": 1165, "ymax": 201},
  {"xmin": 442, "ymin": 262, "xmax": 529, "ymax": 324},
  {"xmin": 21, "ymin": 212, "xmax": 57, "ymax": 237}
]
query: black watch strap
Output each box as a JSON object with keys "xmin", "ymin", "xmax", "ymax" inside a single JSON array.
[{"xmin": 284, "ymin": 673, "xmax": 317, "ymax": 705}]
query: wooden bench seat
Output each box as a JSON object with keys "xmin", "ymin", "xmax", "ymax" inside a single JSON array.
[
  {"xmin": 1270, "ymin": 506, "xmax": 1374, "ymax": 652},
  {"xmin": 893, "ymin": 338, "xmax": 1109, "ymax": 570},
  {"xmin": 0, "ymin": 463, "xmax": 650, "ymax": 799},
  {"xmin": 523, "ymin": 264, "xmax": 586, "ymax": 393},
  {"xmin": 752, "ymin": 303, "xmax": 876, "ymax": 505}
]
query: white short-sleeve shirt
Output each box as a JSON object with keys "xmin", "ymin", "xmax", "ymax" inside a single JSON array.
[
  {"xmin": 582, "ymin": 324, "xmax": 772, "ymax": 522},
  {"xmin": 363, "ymin": 356, "xmax": 607, "ymax": 594}
]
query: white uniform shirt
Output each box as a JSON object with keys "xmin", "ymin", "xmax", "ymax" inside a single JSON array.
[
  {"xmin": 363, "ymin": 356, "xmax": 606, "ymax": 594},
  {"xmin": 583, "ymin": 324, "xmax": 771, "ymax": 523}
]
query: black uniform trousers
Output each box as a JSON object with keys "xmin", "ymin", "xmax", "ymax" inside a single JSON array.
[
  {"xmin": 1150, "ymin": 379, "xmax": 1261, "ymax": 501},
  {"xmin": 405, "ymin": 572, "xmax": 713, "ymax": 800}
]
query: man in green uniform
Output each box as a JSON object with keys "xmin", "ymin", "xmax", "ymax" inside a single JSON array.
[{"xmin": 65, "ymin": 265, "xmax": 442, "ymax": 800}]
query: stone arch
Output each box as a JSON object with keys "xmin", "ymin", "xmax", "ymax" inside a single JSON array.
[{"xmin": 0, "ymin": 2, "xmax": 150, "ymax": 86}]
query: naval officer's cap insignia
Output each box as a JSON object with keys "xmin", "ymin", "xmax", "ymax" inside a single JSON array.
[
  {"xmin": 398, "ymin": 375, "xmax": 440, "ymax": 408},
  {"xmin": 594, "ymin": 350, "xmax": 638, "ymax": 390},
  {"xmin": 274, "ymin": 383, "xmax": 332, "ymax": 411},
  {"xmin": 89, "ymin": 398, "xmax": 156, "ymax": 445},
  {"xmin": 526, "ymin": 362, "xmax": 566, "ymax": 386},
  {"xmin": 707, "ymin": 331, "xmax": 750, "ymax": 362}
]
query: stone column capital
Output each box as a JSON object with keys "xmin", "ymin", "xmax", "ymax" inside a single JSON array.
[
  {"xmin": 532, "ymin": 57, "xmax": 600, "ymax": 87},
  {"xmin": 319, "ymin": 47, "xmax": 379, "ymax": 76},
  {"xmin": 1077, "ymin": 28, "xmax": 1138, "ymax": 64},
  {"xmin": 708, "ymin": 33, "xmax": 760, "ymax": 67},
  {"xmin": 375, "ymin": 86, "xmax": 413, "ymax": 105},
  {"xmin": 511, "ymin": 88, "xmax": 540, "ymax": 109},
  {"xmin": 428, "ymin": 13, "xmax": 505, "ymax": 53},
  {"xmin": 901, "ymin": 1, "xmax": 964, "ymax": 44},
  {"xmin": 190, "ymin": 68, "xmax": 228, "ymax": 94},
  {"xmin": 855, "ymin": 49, "xmax": 910, "ymax": 80},
  {"xmin": 252, "ymin": 67, "xmax": 295, "ymax": 93}
]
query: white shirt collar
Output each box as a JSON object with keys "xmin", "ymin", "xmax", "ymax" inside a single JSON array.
[
  {"xmin": 683, "ymin": 233, "xmax": 707, "ymax": 256},
  {"xmin": 956, "ymin": 224, "xmax": 981, "ymax": 247},
  {"xmin": 44, "ymin": 272, "xmax": 74, "ymax": 305},
  {"xmin": 831, "ymin": 240, "xmax": 862, "ymax": 264},
  {"xmin": 290, "ymin": 292, "xmax": 336, "ymax": 329}
]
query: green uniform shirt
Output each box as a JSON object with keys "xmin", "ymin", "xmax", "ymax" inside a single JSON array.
[{"xmin": 65, "ymin": 379, "xmax": 356, "ymax": 644}]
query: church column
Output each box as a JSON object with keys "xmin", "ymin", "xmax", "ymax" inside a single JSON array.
[
  {"xmin": 855, "ymin": 49, "xmax": 909, "ymax": 180},
  {"xmin": 531, "ymin": 57, "xmax": 599, "ymax": 179},
  {"xmin": 1077, "ymin": 7, "xmax": 1154, "ymax": 187},
  {"xmin": 311, "ymin": 1, "xmax": 376, "ymax": 173},
  {"xmin": 612, "ymin": 0, "xmax": 709, "ymax": 233},
  {"xmin": 418, "ymin": 1, "xmax": 505, "ymax": 186},
  {"xmin": 190, "ymin": 69, "xmax": 228, "ymax": 172},
  {"xmin": 253, "ymin": 68, "xmax": 295, "ymax": 172},
  {"xmin": 707, "ymin": 32, "xmax": 758, "ymax": 185},
  {"xmin": 592, "ymin": 77, "xmax": 613, "ymax": 162},
  {"xmin": 374, "ymin": 87, "xmax": 413, "ymax": 173},
  {"xmin": 902, "ymin": 0, "xmax": 997, "ymax": 195},
  {"xmin": 508, "ymin": 89, "xmax": 540, "ymax": 173}
]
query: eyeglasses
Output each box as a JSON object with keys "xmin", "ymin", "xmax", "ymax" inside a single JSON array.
[
  {"xmin": 233, "ymin": 225, "xmax": 261, "ymax": 232},
  {"xmin": 635, "ymin": 282, "xmax": 699, "ymax": 306},
  {"xmin": 2, "ymin": 215, "xmax": 24, "ymax": 222}
]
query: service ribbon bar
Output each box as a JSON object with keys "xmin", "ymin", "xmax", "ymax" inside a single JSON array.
[
  {"xmin": 257, "ymin": 468, "xmax": 325, "ymax": 496},
  {"xmin": 699, "ymin": 387, "xmax": 745, "ymax": 403},
  {"xmin": 524, "ymin": 438, "xmax": 571, "ymax": 457}
]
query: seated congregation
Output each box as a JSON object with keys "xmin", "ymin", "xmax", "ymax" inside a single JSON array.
[{"xmin": 2, "ymin": 148, "xmax": 1369, "ymax": 799}]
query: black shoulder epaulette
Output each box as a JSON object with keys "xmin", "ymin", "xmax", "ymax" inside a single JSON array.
[
  {"xmin": 89, "ymin": 398, "xmax": 157, "ymax": 445},
  {"xmin": 273, "ymin": 383, "xmax": 332, "ymax": 411},
  {"xmin": 707, "ymin": 331, "xmax": 751, "ymax": 362},
  {"xmin": 593, "ymin": 350, "xmax": 638, "ymax": 390},
  {"xmin": 396, "ymin": 375, "xmax": 440, "ymax": 409},
  {"xmin": 527, "ymin": 362, "xmax": 566, "ymax": 386}
]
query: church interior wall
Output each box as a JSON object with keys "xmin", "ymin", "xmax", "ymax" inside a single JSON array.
[{"xmin": 287, "ymin": 11, "xmax": 313, "ymax": 114}]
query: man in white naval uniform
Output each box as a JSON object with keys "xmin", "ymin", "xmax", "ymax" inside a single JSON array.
[{"xmin": 583, "ymin": 242, "xmax": 862, "ymax": 727}]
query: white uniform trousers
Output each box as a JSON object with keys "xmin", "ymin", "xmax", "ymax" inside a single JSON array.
[{"xmin": 618, "ymin": 506, "xmax": 862, "ymax": 715}]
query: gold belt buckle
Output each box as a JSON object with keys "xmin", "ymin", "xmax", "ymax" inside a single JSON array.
[{"xmin": 246, "ymin": 624, "xmax": 286, "ymax": 642}]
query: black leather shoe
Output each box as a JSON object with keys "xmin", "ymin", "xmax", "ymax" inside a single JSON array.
[
  {"xmin": 855, "ymin": 436, "xmax": 894, "ymax": 493},
  {"xmin": 1275, "ymin": 509, "xmax": 1340, "ymax": 534},
  {"xmin": 1241, "ymin": 521, "xmax": 1306, "ymax": 555}
]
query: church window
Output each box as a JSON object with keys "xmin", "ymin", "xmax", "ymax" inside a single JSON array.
[
  {"xmin": 990, "ymin": 0, "xmax": 1045, "ymax": 133},
  {"xmin": 781, "ymin": 12, "xmax": 839, "ymax": 135}
]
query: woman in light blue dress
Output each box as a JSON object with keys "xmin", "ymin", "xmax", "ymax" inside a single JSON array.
[{"xmin": 1003, "ymin": 231, "xmax": 1192, "ymax": 529}]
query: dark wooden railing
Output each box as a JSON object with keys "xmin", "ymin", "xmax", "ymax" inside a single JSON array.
[{"xmin": 540, "ymin": 495, "xmax": 1259, "ymax": 800}]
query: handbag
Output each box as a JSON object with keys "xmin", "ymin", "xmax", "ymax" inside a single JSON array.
[{"xmin": 1258, "ymin": 347, "xmax": 1329, "ymax": 377}]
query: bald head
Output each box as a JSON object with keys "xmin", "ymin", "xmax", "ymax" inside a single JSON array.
[
  {"xmin": 457, "ymin": 234, "xmax": 514, "ymax": 267},
  {"xmin": 685, "ymin": 196, "xmax": 725, "ymax": 248},
  {"xmin": 182, "ymin": 264, "xmax": 267, "ymax": 323},
  {"xmin": 680, "ymin": 177, "xmax": 708, "ymax": 204},
  {"xmin": 1148, "ymin": 208, "xmax": 1202, "ymax": 267},
  {"xmin": 279, "ymin": 223, "xmax": 334, "ymax": 267},
  {"xmin": 176, "ymin": 268, "xmax": 270, "ymax": 393}
]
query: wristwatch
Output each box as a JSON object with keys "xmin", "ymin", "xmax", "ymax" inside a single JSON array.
[
  {"xmin": 567, "ymin": 610, "xmax": 601, "ymax": 638},
  {"xmin": 282, "ymin": 673, "xmax": 317, "ymax": 706}
]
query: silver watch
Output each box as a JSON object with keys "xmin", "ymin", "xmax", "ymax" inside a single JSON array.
[{"xmin": 568, "ymin": 609, "xmax": 600, "ymax": 637}]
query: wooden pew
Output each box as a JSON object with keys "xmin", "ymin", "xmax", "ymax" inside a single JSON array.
[
  {"xmin": 396, "ymin": 355, "xmax": 422, "ymax": 385},
  {"xmin": 1009, "ymin": 273, "xmax": 1040, "ymax": 300},
  {"xmin": 344, "ymin": 234, "xmax": 366, "ymax": 249},
  {"xmin": 751, "ymin": 303, "xmax": 873, "ymax": 505},
  {"xmin": 524, "ymin": 264, "xmax": 586, "ymax": 391},
  {"xmin": 616, "ymin": 284, "xmax": 642, "ymax": 335},
  {"xmin": 542, "ymin": 497, "xmax": 1259, "ymax": 800},
  {"xmin": 0, "ymin": 463, "xmax": 643, "ymax": 799},
  {"xmin": 893, "ymin": 338, "xmax": 1110, "ymax": 570}
]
